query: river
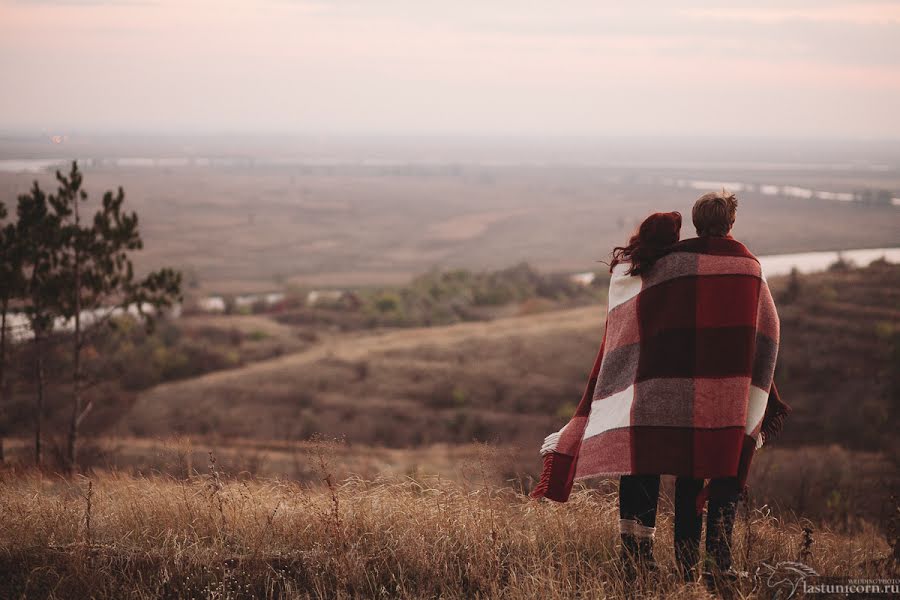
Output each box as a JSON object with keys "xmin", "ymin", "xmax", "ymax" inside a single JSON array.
[{"xmin": 757, "ymin": 247, "xmax": 899, "ymax": 277}]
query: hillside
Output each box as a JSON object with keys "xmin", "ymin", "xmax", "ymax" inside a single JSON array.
[
  {"xmin": 768, "ymin": 259, "xmax": 899, "ymax": 454},
  {"xmin": 116, "ymin": 262, "xmax": 900, "ymax": 457},
  {"xmin": 4, "ymin": 262, "xmax": 898, "ymax": 531},
  {"xmin": 120, "ymin": 305, "xmax": 604, "ymax": 447}
]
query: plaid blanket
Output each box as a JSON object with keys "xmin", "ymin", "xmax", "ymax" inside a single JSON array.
[{"xmin": 532, "ymin": 236, "xmax": 789, "ymax": 503}]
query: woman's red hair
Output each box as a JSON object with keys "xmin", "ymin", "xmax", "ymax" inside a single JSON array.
[{"xmin": 610, "ymin": 211, "xmax": 682, "ymax": 276}]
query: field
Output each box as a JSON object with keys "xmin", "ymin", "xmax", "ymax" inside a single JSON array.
[
  {"xmin": 3, "ymin": 263, "xmax": 898, "ymax": 533},
  {"xmin": 1, "ymin": 137, "xmax": 899, "ymax": 597},
  {"xmin": 2, "ymin": 142, "xmax": 899, "ymax": 293},
  {"xmin": 0, "ymin": 470, "xmax": 894, "ymax": 599}
]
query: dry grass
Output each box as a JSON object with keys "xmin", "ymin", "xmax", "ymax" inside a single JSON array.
[
  {"xmin": 2, "ymin": 437, "xmax": 536, "ymax": 487},
  {"xmin": 0, "ymin": 459, "xmax": 893, "ymax": 599},
  {"xmin": 4, "ymin": 436, "xmax": 895, "ymax": 531},
  {"xmin": 119, "ymin": 306, "xmax": 602, "ymax": 446}
]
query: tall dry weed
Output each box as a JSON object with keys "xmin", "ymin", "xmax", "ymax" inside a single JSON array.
[{"xmin": 0, "ymin": 469, "xmax": 894, "ymax": 599}]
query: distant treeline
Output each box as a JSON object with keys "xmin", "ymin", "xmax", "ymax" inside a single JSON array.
[{"xmin": 266, "ymin": 263, "xmax": 609, "ymax": 330}]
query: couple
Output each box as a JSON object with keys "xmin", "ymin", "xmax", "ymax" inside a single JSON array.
[{"xmin": 533, "ymin": 191, "xmax": 790, "ymax": 585}]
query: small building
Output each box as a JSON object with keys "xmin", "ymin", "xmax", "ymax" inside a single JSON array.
[
  {"xmin": 306, "ymin": 289, "xmax": 361, "ymax": 309},
  {"xmin": 234, "ymin": 292, "xmax": 287, "ymax": 310},
  {"xmin": 570, "ymin": 271, "xmax": 596, "ymax": 286},
  {"xmin": 197, "ymin": 296, "xmax": 226, "ymax": 313}
]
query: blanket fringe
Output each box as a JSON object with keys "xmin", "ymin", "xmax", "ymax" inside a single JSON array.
[
  {"xmin": 530, "ymin": 451, "xmax": 557, "ymax": 499},
  {"xmin": 761, "ymin": 383, "xmax": 791, "ymax": 442},
  {"xmin": 540, "ymin": 430, "xmax": 563, "ymax": 456},
  {"xmin": 530, "ymin": 450, "xmax": 575, "ymax": 502},
  {"xmin": 761, "ymin": 407, "xmax": 789, "ymax": 441}
]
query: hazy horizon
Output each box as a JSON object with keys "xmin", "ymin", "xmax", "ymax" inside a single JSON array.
[{"xmin": 5, "ymin": 134, "xmax": 900, "ymax": 168}]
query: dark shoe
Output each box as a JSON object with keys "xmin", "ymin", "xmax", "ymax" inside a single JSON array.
[
  {"xmin": 702, "ymin": 567, "xmax": 750, "ymax": 596},
  {"xmin": 675, "ymin": 538, "xmax": 700, "ymax": 583},
  {"xmin": 706, "ymin": 497, "xmax": 738, "ymax": 573},
  {"xmin": 678, "ymin": 564, "xmax": 698, "ymax": 583},
  {"xmin": 637, "ymin": 538, "xmax": 658, "ymax": 573},
  {"xmin": 620, "ymin": 533, "xmax": 640, "ymax": 582},
  {"xmin": 620, "ymin": 533, "xmax": 658, "ymax": 582}
]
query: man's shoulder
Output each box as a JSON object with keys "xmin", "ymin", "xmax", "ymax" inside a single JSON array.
[{"xmin": 671, "ymin": 235, "xmax": 758, "ymax": 261}]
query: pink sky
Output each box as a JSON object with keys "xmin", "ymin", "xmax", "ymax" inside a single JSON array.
[{"xmin": 1, "ymin": 0, "xmax": 898, "ymax": 137}]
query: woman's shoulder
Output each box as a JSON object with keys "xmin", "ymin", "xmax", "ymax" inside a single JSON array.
[
  {"xmin": 610, "ymin": 262, "xmax": 636, "ymax": 278},
  {"xmin": 607, "ymin": 263, "xmax": 643, "ymax": 308}
]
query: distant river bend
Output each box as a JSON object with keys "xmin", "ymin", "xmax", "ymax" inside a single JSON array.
[{"xmin": 757, "ymin": 247, "xmax": 900, "ymax": 278}]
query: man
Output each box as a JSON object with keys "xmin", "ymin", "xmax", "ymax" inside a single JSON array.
[
  {"xmin": 648, "ymin": 190, "xmax": 762, "ymax": 582},
  {"xmin": 692, "ymin": 189, "xmax": 739, "ymax": 237},
  {"xmin": 533, "ymin": 190, "xmax": 789, "ymax": 587}
]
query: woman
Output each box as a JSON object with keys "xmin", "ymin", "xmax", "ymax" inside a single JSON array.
[
  {"xmin": 608, "ymin": 210, "xmax": 682, "ymax": 276},
  {"xmin": 533, "ymin": 209, "xmax": 788, "ymax": 585}
]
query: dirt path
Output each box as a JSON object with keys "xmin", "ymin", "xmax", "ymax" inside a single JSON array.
[
  {"xmin": 180, "ymin": 313, "xmax": 300, "ymax": 341},
  {"xmin": 140, "ymin": 305, "xmax": 604, "ymax": 395}
]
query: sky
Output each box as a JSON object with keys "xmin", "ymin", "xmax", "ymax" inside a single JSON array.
[{"xmin": 1, "ymin": 0, "xmax": 899, "ymax": 138}]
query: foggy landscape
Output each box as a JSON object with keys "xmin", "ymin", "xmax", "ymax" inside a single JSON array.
[
  {"xmin": 1, "ymin": 1, "xmax": 898, "ymax": 598},
  {"xmin": 2, "ymin": 135, "xmax": 898, "ymax": 291}
]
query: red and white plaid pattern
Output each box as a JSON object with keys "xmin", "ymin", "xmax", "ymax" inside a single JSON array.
[{"xmin": 532, "ymin": 236, "xmax": 785, "ymax": 502}]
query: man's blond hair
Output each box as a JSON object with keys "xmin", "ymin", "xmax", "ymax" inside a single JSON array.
[{"xmin": 692, "ymin": 189, "xmax": 738, "ymax": 237}]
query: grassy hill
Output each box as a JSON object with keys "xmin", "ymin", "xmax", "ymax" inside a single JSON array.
[
  {"xmin": 3, "ymin": 262, "xmax": 898, "ymax": 532},
  {"xmin": 112, "ymin": 262, "xmax": 900, "ymax": 456},
  {"xmin": 0, "ymin": 472, "xmax": 894, "ymax": 599},
  {"xmin": 768, "ymin": 259, "xmax": 899, "ymax": 454},
  {"xmin": 120, "ymin": 305, "xmax": 602, "ymax": 446}
]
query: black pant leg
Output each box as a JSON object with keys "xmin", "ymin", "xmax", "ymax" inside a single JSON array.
[
  {"xmin": 706, "ymin": 477, "xmax": 741, "ymax": 572},
  {"xmin": 619, "ymin": 474, "xmax": 661, "ymax": 528},
  {"xmin": 674, "ymin": 476, "xmax": 705, "ymax": 578}
]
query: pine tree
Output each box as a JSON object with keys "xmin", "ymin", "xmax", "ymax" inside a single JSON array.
[
  {"xmin": 0, "ymin": 201, "xmax": 24, "ymax": 463},
  {"xmin": 5, "ymin": 163, "xmax": 182, "ymax": 470},
  {"xmin": 16, "ymin": 182, "xmax": 64, "ymax": 466},
  {"xmin": 51, "ymin": 162, "xmax": 182, "ymax": 471}
]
